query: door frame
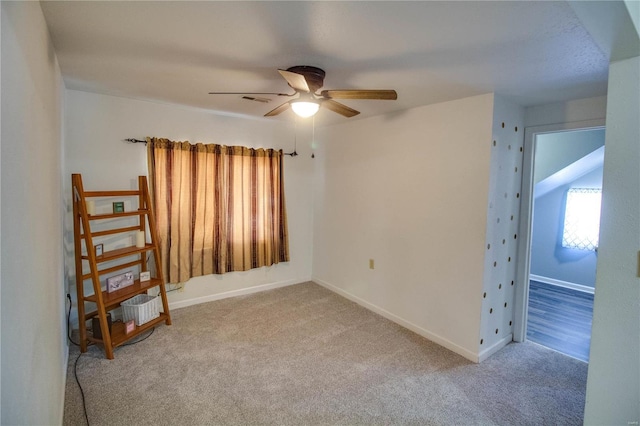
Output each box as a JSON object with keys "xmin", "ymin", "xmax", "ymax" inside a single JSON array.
[{"xmin": 513, "ymin": 118, "xmax": 606, "ymax": 342}]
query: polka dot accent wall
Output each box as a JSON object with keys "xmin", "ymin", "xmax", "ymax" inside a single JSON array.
[{"xmin": 479, "ymin": 100, "xmax": 524, "ymax": 357}]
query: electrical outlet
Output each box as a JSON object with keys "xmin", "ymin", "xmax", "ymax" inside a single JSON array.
[{"xmin": 369, "ymin": 259, "xmax": 375, "ymax": 270}]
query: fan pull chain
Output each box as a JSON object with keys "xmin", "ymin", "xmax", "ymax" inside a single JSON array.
[
  {"xmin": 284, "ymin": 117, "xmax": 299, "ymax": 157},
  {"xmin": 311, "ymin": 116, "xmax": 315, "ymax": 159}
]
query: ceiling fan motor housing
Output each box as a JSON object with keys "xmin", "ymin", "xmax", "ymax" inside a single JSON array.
[{"xmin": 287, "ymin": 66, "xmax": 326, "ymax": 93}]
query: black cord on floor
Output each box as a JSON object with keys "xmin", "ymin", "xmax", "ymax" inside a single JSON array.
[
  {"xmin": 74, "ymin": 353, "xmax": 90, "ymax": 426},
  {"xmin": 122, "ymin": 327, "xmax": 155, "ymax": 346}
]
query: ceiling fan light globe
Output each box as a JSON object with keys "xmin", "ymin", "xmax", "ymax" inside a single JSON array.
[{"xmin": 291, "ymin": 101, "xmax": 319, "ymax": 118}]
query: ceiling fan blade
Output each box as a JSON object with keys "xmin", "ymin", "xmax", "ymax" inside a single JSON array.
[
  {"xmin": 264, "ymin": 101, "xmax": 291, "ymax": 117},
  {"xmin": 209, "ymin": 92, "xmax": 294, "ymax": 96},
  {"xmin": 278, "ymin": 69, "xmax": 310, "ymax": 92},
  {"xmin": 320, "ymin": 90, "xmax": 397, "ymax": 100},
  {"xmin": 322, "ymin": 100, "xmax": 360, "ymax": 118}
]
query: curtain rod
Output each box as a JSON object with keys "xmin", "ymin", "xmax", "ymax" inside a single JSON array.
[{"xmin": 126, "ymin": 138, "xmax": 298, "ymax": 156}]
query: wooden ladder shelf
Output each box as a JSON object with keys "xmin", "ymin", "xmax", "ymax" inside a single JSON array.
[{"xmin": 72, "ymin": 174, "xmax": 171, "ymax": 359}]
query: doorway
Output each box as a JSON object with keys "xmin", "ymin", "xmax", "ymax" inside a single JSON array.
[{"xmin": 514, "ymin": 120, "xmax": 605, "ymax": 362}]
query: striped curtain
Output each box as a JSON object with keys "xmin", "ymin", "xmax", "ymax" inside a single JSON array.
[{"xmin": 146, "ymin": 137, "xmax": 289, "ymax": 284}]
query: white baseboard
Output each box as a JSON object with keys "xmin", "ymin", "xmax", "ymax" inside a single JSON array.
[
  {"xmin": 168, "ymin": 278, "xmax": 309, "ymax": 310},
  {"xmin": 312, "ymin": 277, "xmax": 480, "ymax": 363},
  {"xmin": 478, "ymin": 334, "xmax": 512, "ymax": 363},
  {"xmin": 530, "ymin": 274, "xmax": 595, "ymax": 294}
]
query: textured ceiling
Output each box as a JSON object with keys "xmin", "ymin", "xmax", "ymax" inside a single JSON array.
[{"xmin": 40, "ymin": 1, "xmax": 630, "ymax": 125}]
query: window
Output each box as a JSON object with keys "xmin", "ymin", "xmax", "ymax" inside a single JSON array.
[{"xmin": 562, "ymin": 188, "xmax": 602, "ymax": 251}]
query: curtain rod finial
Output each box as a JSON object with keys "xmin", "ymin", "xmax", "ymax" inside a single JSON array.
[{"xmin": 124, "ymin": 138, "xmax": 147, "ymax": 145}]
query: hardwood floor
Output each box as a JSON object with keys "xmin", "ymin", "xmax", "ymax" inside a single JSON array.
[{"xmin": 527, "ymin": 280, "xmax": 594, "ymax": 362}]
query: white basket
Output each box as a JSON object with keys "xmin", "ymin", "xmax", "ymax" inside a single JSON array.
[{"xmin": 121, "ymin": 294, "xmax": 160, "ymax": 326}]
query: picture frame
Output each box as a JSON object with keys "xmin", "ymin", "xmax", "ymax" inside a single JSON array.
[
  {"xmin": 106, "ymin": 271, "xmax": 134, "ymax": 293},
  {"xmin": 140, "ymin": 271, "xmax": 151, "ymax": 282},
  {"xmin": 112, "ymin": 201, "xmax": 125, "ymax": 213},
  {"xmin": 95, "ymin": 243, "xmax": 104, "ymax": 257}
]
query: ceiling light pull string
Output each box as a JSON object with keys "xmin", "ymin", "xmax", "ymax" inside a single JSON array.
[
  {"xmin": 311, "ymin": 116, "xmax": 316, "ymax": 159},
  {"xmin": 285, "ymin": 117, "xmax": 298, "ymax": 157}
]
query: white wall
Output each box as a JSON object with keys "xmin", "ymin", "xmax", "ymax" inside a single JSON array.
[
  {"xmin": 312, "ymin": 94, "xmax": 496, "ymax": 361},
  {"xmin": 478, "ymin": 96, "xmax": 524, "ymax": 361},
  {"xmin": 1, "ymin": 2, "xmax": 67, "ymax": 424},
  {"xmin": 534, "ymin": 128, "xmax": 605, "ymax": 184},
  {"xmin": 64, "ymin": 90, "xmax": 314, "ymax": 314},
  {"xmin": 584, "ymin": 56, "xmax": 640, "ymax": 425},
  {"xmin": 524, "ymin": 95, "xmax": 607, "ymax": 128}
]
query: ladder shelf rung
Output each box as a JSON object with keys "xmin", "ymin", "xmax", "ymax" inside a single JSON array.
[
  {"xmin": 81, "ymin": 225, "xmax": 142, "ymax": 239},
  {"xmin": 81, "ymin": 244, "xmax": 155, "ymax": 263},
  {"xmin": 85, "ymin": 210, "xmax": 149, "ymax": 220},
  {"xmin": 81, "ymin": 259, "xmax": 143, "ymax": 280},
  {"xmin": 83, "ymin": 190, "xmax": 141, "ymax": 197},
  {"xmin": 87, "ymin": 313, "xmax": 169, "ymax": 348},
  {"xmin": 83, "ymin": 277, "xmax": 163, "ymax": 310}
]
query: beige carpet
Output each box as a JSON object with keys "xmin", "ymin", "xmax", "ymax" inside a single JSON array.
[{"xmin": 64, "ymin": 282, "xmax": 587, "ymax": 425}]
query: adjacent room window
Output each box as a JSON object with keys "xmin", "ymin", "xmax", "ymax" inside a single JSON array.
[
  {"xmin": 562, "ymin": 188, "xmax": 602, "ymax": 251},
  {"xmin": 147, "ymin": 138, "xmax": 289, "ymax": 283}
]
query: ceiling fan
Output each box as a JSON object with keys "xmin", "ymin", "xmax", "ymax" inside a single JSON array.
[{"xmin": 209, "ymin": 66, "xmax": 397, "ymax": 118}]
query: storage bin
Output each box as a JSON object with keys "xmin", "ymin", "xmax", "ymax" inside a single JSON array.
[{"xmin": 121, "ymin": 294, "xmax": 160, "ymax": 326}]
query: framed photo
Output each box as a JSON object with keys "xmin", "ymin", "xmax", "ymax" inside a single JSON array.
[
  {"xmin": 112, "ymin": 201, "xmax": 125, "ymax": 213},
  {"xmin": 140, "ymin": 271, "xmax": 151, "ymax": 282},
  {"xmin": 106, "ymin": 271, "xmax": 134, "ymax": 293},
  {"xmin": 95, "ymin": 243, "xmax": 104, "ymax": 257}
]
